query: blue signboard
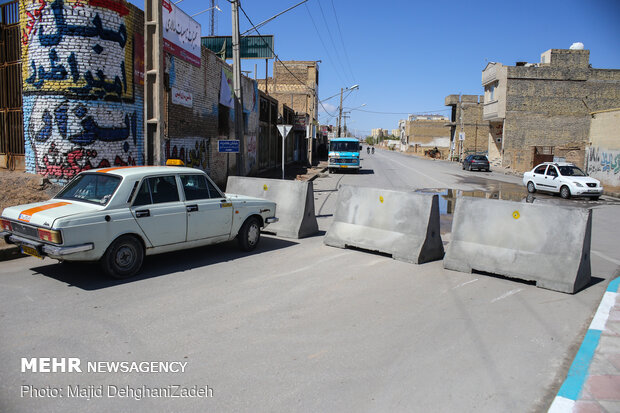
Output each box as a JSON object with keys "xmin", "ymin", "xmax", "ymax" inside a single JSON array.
[{"xmin": 218, "ymin": 140, "xmax": 240, "ymax": 153}]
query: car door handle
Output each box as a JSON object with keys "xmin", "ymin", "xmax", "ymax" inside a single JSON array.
[
  {"xmin": 186, "ymin": 204, "xmax": 198, "ymax": 212},
  {"xmin": 135, "ymin": 209, "xmax": 150, "ymax": 218}
]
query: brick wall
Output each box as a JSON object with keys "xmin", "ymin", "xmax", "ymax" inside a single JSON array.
[
  {"xmin": 164, "ymin": 47, "xmax": 260, "ymax": 187},
  {"xmin": 20, "ymin": 0, "xmax": 144, "ymax": 182},
  {"xmin": 405, "ymin": 119, "xmax": 450, "ymax": 147},
  {"xmin": 502, "ymin": 51, "xmax": 620, "ymax": 172}
]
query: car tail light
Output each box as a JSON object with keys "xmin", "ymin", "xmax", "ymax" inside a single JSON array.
[
  {"xmin": 38, "ymin": 228, "xmax": 62, "ymax": 244},
  {"xmin": 0, "ymin": 218, "xmax": 12, "ymax": 231}
]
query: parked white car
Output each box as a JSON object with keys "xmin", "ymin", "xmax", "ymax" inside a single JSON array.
[
  {"xmin": 522, "ymin": 162, "xmax": 603, "ymax": 199},
  {"xmin": 0, "ymin": 166, "xmax": 278, "ymax": 278}
]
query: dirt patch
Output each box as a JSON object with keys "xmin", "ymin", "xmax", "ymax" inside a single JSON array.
[
  {"xmin": 0, "ymin": 170, "xmax": 62, "ymax": 251},
  {"xmin": 0, "ymin": 170, "xmax": 62, "ymax": 216}
]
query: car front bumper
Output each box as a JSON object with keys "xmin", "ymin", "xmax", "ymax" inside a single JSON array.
[
  {"xmin": 1, "ymin": 231, "xmax": 94, "ymax": 258},
  {"xmin": 572, "ymin": 187, "xmax": 603, "ymax": 196},
  {"xmin": 329, "ymin": 164, "xmax": 360, "ymax": 169}
]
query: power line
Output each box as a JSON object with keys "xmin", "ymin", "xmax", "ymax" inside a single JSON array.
[
  {"xmin": 314, "ymin": 0, "xmax": 354, "ymax": 84},
  {"xmin": 238, "ymin": 4, "xmax": 336, "ymax": 118},
  {"xmin": 354, "ymin": 108, "xmax": 451, "ymax": 115},
  {"xmin": 304, "ymin": 3, "xmax": 348, "ymax": 86},
  {"xmin": 329, "ymin": 0, "xmax": 356, "ymax": 83}
]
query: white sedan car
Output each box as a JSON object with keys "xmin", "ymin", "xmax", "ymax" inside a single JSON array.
[
  {"xmin": 522, "ymin": 162, "xmax": 603, "ymax": 199},
  {"xmin": 0, "ymin": 166, "xmax": 278, "ymax": 278}
]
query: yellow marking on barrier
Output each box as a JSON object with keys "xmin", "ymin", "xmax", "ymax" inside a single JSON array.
[
  {"xmin": 379, "ymin": 196, "xmax": 384, "ymax": 204},
  {"xmin": 263, "ymin": 184, "xmax": 268, "ymax": 191},
  {"xmin": 513, "ymin": 211, "xmax": 520, "ymax": 219}
]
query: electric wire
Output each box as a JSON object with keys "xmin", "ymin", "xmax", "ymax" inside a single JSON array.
[
  {"xmin": 314, "ymin": 0, "xmax": 354, "ymax": 84},
  {"xmin": 329, "ymin": 0, "xmax": 356, "ymax": 83},
  {"xmin": 238, "ymin": 3, "xmax": 337, "ymax": 118},
  {"xmin": 303, "ymin": 3, "xmax": 348, "ymax": 86}
]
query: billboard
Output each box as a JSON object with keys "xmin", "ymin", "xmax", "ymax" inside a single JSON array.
[
  {"xmin": 162, "ymin": 0, "xmax": 201, "ymax": 67},
  {"xmin": 201, "ymin": 35, "xmax": 274, "ymax": 59}
]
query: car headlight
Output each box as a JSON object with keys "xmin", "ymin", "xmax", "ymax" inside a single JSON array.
[{"xmin": 573, "ymin": 182, "xmax": 583, "ymax": 187}]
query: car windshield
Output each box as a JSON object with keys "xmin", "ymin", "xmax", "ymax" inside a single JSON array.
[
  {"xmin": 56, "ymin": 173, "xmax": 121, "ymax": 205},
  {"xmin": 558, "ymin": 165, "xmax": 586, "ymax": 177},
  {"xmin": 330, "ymin": 141, "xmax": 359, "ymax": 152}
]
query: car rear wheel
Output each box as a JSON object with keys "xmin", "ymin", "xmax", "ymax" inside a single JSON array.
[
  {"xmin": 238, "ymin": 217, "xmax": 261, "ymax": 252},
  {"xmin": 101, "ymin": 235, "xmax": 144, "ymax": 279},
  {"xmin": 527, "ymin": 181, "xmax": 536, "ymax": 193},
  {"xmin": 560, "ymin": 185, "xmax": 571, "ymax": 199}
]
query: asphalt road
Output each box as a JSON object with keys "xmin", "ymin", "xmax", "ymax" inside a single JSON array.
[{"xmin": 1, "ymin": 150, "xmax": 619, "ymax": 412}]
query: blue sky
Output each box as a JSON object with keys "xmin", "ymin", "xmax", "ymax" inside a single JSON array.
[{"xmin": 126, "ymin": 0, "xmax": 620, "ymax": 136}]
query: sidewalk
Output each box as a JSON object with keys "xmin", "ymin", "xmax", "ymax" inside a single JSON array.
[{"xmin": 549, "ymin": 276, "xmax": 620, "ymax": 412}]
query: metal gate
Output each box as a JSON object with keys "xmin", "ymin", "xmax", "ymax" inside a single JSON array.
[
  {"xmin": 532, "ymin": 146, "xmax": 554, "ymax": 166},
  {"xmin": 0, "ymin": 0, "xmax": 23, "ymax": 170}
]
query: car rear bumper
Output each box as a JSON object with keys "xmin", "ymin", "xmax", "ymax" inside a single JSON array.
[{"xmin": 1, "ymin": 232, "xmax": 94, "ymax": 258}]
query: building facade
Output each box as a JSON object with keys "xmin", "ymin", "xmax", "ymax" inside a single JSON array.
[
  {"xmin": 586, "ymin": 108, "xmax": 620, "ymax": 193},
  {"xmin": 445, "ymin": 95, "xmax": 485, "ymax": 162},
  {"xmin": 404, "ymin": 115, "xmax": 450, "ymax": 157},
  {"xmin": 482, "ymin": 48, "xmax": 620, "ymax": 172},
  {"xmin": 258, "ymin": 60, "xmax": 319, "ymax": 164}
]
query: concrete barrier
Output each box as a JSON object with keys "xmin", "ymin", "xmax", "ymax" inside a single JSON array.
[
  {"xmin": 323, "ymin": 185, "xmax": 444, "ymax": 264},
  {"xmin": 226, "ymin": 177, "xmax": 319, "ymax": 239},
  {"xmin": 443, "ymin": 197, "xmax": 591, "ymax": 294}
]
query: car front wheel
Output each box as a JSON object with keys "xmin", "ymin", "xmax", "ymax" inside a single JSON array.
[
  {"xmin": 527, "ymin": 181, "xmax": 536, "ymax": 193},
  {"xmin": 238, "ymin": 217, "xmax": 261, "ymax": 251},
  {"xmin": 101, "ymin": 235, "xmax": 144, "ymax": 279},
  {"xmin": 560, "ymin": 185, "xmax": 571, "ymax": 199}
]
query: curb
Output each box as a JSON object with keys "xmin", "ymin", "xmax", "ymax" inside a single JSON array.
[{"xmin": 548, "ymin": 276, "xmax": 620, "ymax": 412}]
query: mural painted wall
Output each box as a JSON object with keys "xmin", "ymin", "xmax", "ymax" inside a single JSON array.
[
  {"xmin": 587, "ymin": 109, "xmax": 620, "ymax": 190},
  {"xmin": 20, "ymin": 0, "xmax": 144, "ymax": 181}
]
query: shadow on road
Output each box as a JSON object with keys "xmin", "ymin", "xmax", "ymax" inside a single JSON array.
[{"xmin": 29, "ymin": 235, "xmax": 297, "ymax": 291}]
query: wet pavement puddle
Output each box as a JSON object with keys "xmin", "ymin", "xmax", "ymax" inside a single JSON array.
[{"xmin": 415, "ymin": 181, "xmax": 620, "ymax": 235}]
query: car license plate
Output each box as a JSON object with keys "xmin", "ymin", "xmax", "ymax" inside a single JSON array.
[
  {"xmin": 21, "ymin": 245, "xmax": 43, "ymax": 259},
  {"xmin": 341, "ymin": 165, "xmax": 348, "ymax": 168}
]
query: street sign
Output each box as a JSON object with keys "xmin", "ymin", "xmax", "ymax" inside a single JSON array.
[
  {"xmin": 277, "ymin": 125, "xmax": 293, "ymax": 138},
  {"xmin": 276, "ymin": 125, "xmax": 293, "ymax": 179},
  {"xmin": 201, "ymin": 36, "xmax": 275, "ymax": 59},
  {"xmin": 218, "ymin": 140, "xmax": 240, "ymax": 153},
  {"xmin": 459, "ymin": 132, "xmax": 465, "ymax": 141}
]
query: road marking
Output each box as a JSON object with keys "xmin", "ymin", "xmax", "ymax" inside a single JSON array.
[
  {"xmin": 491, "ymin": 288, "xmax": 523, "ymax": 303},
  {"xmin": 248, "ymin": 251, "xmax": 354, "ymax": 283},
  {"xmin": 592, "ymin": 250, "xmax": 620, "ymax": 266},
  {"xmin": 387, "ymin": 157, "xmax": 450, "ymax": 187},
  {"xmin": 452, "ymin": 279, "xmax": 478, "ymax": 289}
]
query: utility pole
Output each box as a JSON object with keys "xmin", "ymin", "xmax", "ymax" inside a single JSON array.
[
  {"xmin": 459, "ymin": 94, "xmax": 464, "ymax": 162},
  {"xmin": 209, "ymin": 0, "xmax": 215, "ymax": 35},
  {"xmin": 231, "ymin": 0, "xmax": 245, "ymax": 175},
  {"xmin": 337, "ymin": 88, "xmax": 343, "ymax": 137}
]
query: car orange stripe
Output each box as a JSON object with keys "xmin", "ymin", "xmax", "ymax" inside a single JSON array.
[
  {"xmin": 97, "ymin": 166, "xmax": 144, "ymax": 173},
  {"xmin": 18, "ymin": 202, "xmax": 72, "ymax": 222}
]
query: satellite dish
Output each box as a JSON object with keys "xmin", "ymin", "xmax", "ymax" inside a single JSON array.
[{"xmin": 570, "ymin": 42, "xmax": 585, "ymax": 50}]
